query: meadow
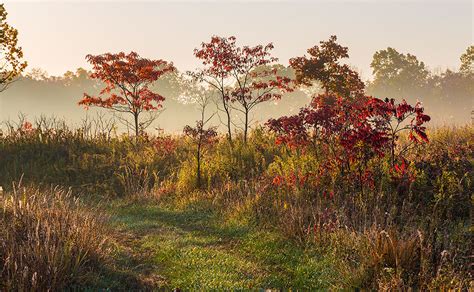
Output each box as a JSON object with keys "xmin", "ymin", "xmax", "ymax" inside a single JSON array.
[
  {"xmin": 0, "ymin": 116, "xmax": 472, "ymax": 290},
  {"xmin": 0, "ymin": 5, "xmax": 472, "ymax": 288}
]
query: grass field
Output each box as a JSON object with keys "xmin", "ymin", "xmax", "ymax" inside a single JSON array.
[
  {"xmin": 0, "ymin": 122, "xmax": 472, "ymax": 290},
  {"xmin": 104, "ymin": 197, "xmax": 344, "ymax": 290}
]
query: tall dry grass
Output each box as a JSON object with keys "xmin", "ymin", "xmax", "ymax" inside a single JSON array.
[{"xmin": 0, "ymin": 183, "xmax": 110, "ymax": 290}]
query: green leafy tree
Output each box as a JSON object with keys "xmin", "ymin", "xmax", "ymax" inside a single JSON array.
[
  {"xmin": 423, "ymin": 48, "xmax": 473, "ymax": 123},
  {"xmin": 0, "ymin": 4, "xmax": 27, "ymax": 92},
  {"xmin": 367, "ymin": 47, "xmax": 428, "ymax": 100},
  {"xmin": 290, "ymin": 35, "xmax": 365, "ymax": 98},
  {"xmin": 460, "ymin": 45, "xmax": 473, "ymax": 75}
]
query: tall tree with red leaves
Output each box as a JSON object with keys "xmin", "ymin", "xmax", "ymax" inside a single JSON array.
[
  {"xmin": 79, "ymin": 52, "xmax": 175, "ymax": 137},
  {"xmin": 192, "ymin": 36, "xmax": 292, "ymax": 144}
]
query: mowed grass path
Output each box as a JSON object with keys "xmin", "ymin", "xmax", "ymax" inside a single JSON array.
[{"xmin": 104, "ymin": 198, "xmax": 344, "ymax": 290}]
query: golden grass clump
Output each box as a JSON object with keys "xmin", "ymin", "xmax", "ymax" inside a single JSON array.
[{"xmin": 0, "ymin": 184, "xmax": 110, "ymax": 290}]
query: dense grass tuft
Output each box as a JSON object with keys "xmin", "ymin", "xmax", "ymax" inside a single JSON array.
[{"xmin": 0, "ymin": 184, "xmax": 111, "ymax": 290}]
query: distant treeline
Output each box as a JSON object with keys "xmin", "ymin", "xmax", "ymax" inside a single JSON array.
[
  {"xmin": 1, "ymin": 46, "xmax": 472, "ymax": 131},
  {"xmin": 366, "ymin": 47, "xmax": 473, "ymax": 124}
]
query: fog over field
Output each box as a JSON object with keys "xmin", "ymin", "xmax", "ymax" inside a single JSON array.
[
  {"xmin": 1, "ymin": 0, "xmax": 472, "ymax": 131},
  {"xmin": 0, "ymin": 67, "xmax": 310, "ymax": 133}
]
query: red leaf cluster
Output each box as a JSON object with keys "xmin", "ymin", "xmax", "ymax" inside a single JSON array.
[
  {"xmin": 267, "ymin": 94, "xmax": 430, "ymax": 163},
  {"xmin": 183, "ymin": 121, "xmax": 218, "ymax": 144},
  {"xmin": 21, "ymin": 121, "xmax": 34, "ymax": 133},
  {"xmin": 272, "ymin": 172, "xmax": 310, "ymax": 188},
  {"xmin": 193, "ymin": 36, "xmax": 293, "ymax": 110},
  {"xmin": 79, "ymin": 52, "xmax": 175, "ymax": 114},
  {"xmin": 152, "ymin": 135, "xmax": 178, "ymax": 156},
  {"xmin": 390, "ymin": 158, "xmax": 416, "ymax": 186}
]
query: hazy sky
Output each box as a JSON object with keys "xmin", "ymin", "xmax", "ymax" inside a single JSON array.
[{"xmin": 4, "ymin": 0, "xmax": 473, "ymax": 80}]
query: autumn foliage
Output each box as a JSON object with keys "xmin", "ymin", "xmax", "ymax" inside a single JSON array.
[
  {"xmin": 0, "ymin": 4, "xmax": 27, "ymax": 92},
  {"xmin": 267, "ymin": 36, "xmax": 431, "ymax": 195},
  {"xmin": 79, "ymin": 52, "xmax": 175, "ymax": 136},
  {"xmin": 267, "ymin": 95, "xmax": 430, "ymax": 164},
  {"xmin": 192, "ymin": 36, "xmax": 292, "ymax": 143},
  {"xmin": 184, "ymin": 121, "xmax": 218, "ymax": 187},
  {"xmin": 4, "ymin": 28, "xmax": 472, "ymax": 289},
  {"xmin": 268, "ymin": 36, "xmax": 430, "ymax": 163},
  {"xmin": 290, "ymin": 35, "xmax": 364, "ymax": 97}
]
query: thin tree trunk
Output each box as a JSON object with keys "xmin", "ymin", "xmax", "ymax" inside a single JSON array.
[
  {"xmin": 224, "ymin": 104, "xmax": 233, "ymax": 145},
  {"xmin": 196, "ymin": 142, "xmax": 202, "ymax": 188},
  {"xmin": 134, "ymin": 112, "xmax": 139, "ymax": 137},
  {"xmin": 391, "ymin": 136, "xmax": 396, "ymax": 167},
  {"xmin": 244, "ymin": 108, "xmax": 249, "ymax": 143}
]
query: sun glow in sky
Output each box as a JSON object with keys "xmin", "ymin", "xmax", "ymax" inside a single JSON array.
[{"xmin": 4, "ymin": 0, "xmax": 473, "ymax": 80}]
